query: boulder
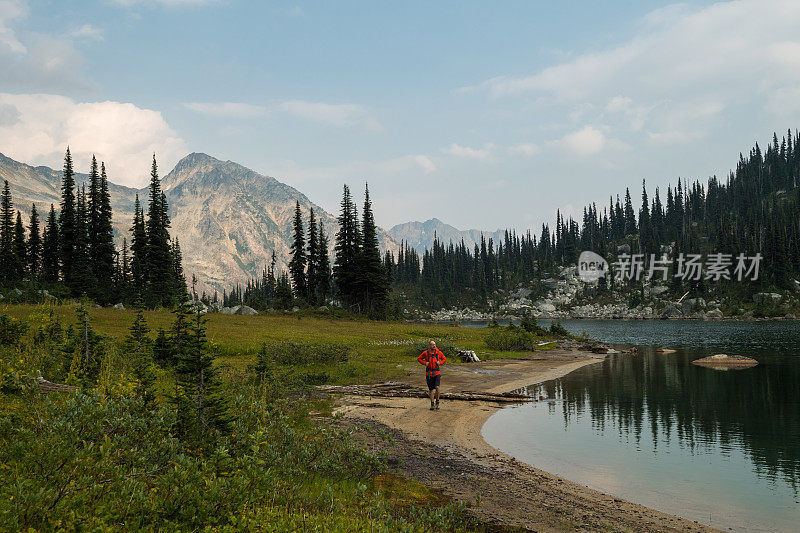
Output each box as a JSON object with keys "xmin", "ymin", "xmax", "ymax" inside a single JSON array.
[
  {"xmin": 661, "ymin": 304, "xmax": 681, "ymax": 318},
  {"xmin": 706, "ymin": 309, "xmax": 723, "ymax": 319},
  {"xmin": 753, "ymin": 292, "xmax": 782, "ymax": 304},
  {"xmin": 793, "ymin": 280, "xmax": 800, "ymax": 292},
  {"xmin": 235, "ymin": 305, "xmax": 258, "ymax": 315},
  {"xmin": 113, "ymin": 303, "xmax": 125, "ymax": 310},
  {"xmin": 692, "ymin": 353, "xmax": 758, "ymax": 369},
  {"xmin": 681, "ymin": 298, "xmax": 706, "ymax": 315},
  {"xmin": 543, "ymin": 278, "xmax": 559, "ymax": 291},
  {"xmin": 617, "ymin": 244, "xmax": 631, "ymax": 255},
  {"xmin": 536, "ymin": 302, "xmax": 556, "ymax": 313},
  {"xmin": 220, "ymin": 306, "xmax": 234, "ymax": 315},
  {"xmin": 650, "ymin": 285, "xmax": 669, "ymax": 296},
  {"xmin": 457, "ymin": 350, "xmax": 480, "ymax": 362}
]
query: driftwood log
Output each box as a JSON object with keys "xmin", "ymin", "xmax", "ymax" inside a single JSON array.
[
  {"xmin": 35, "ymin": 376, "xmax": 78, "ymax": 394},
  {"xmin": 317, "ymin": 381, "xmax": 533, "ymax": 403}
]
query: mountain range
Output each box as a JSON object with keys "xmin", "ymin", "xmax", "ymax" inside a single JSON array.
[{"xmin": 0, "ymin": 152, "xmax": 502, "ymax": 295}]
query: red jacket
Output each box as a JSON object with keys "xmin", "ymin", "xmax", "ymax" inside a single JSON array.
[{"xmin": 418, "ymin": 348, "xmax": 446, "ymax": 377}]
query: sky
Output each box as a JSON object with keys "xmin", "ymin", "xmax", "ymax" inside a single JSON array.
[{"xmin": 2, "ymin": 0, "xmax": 800, "ymax": 232}]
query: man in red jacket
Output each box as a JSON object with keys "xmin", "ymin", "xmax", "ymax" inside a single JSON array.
[{"xmin": 418, "ymin": 340, "xmax": 446, "ymax": 410}]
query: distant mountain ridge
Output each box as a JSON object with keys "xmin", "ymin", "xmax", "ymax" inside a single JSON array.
[
  {"xmin": 388, "ymin": 218, "xmax": 505, "ymax": 253},
  {"xmin": 0, "ymin": 152, "xmax": 398, "ymax": 296}
]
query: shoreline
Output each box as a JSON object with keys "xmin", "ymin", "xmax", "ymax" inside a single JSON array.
[{"xmin": 334, "ymin": 350, "xmax": 719, "ymax": 532}]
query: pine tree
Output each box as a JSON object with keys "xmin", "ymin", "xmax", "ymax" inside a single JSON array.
[
  {"xmin": 144, "ymin": 156, "xmax": 175, "ymax": 307},
  {"xmin": 0, "ymin": 181, "xmax": 15, "ymax": 285},
  {"xmin": 41, "ymin": 204, "xmax": 60, "ymax": 283},
  {"xmin": 334, "ymin": 185, "xmax": 359, "ymax": 307},
  {"xmin": 72, "ymin": 185, "xmax": 94, "ymax": 295},
  {"xmin": 59, "ymin": 148, "xmax": 77, "ymax": 288},
  {"xmin": 173, "ymin": 307, "xmax": 231, "ymax": 448},
  {"xmin": 288, "ymin": 201, "xmax": 307, "ymax": 299},
  {"xmin": 172, "ymin": 238, "xmax": 188, "ymax": 302},
  {"xmin": 316, "ymin": 224, "xmax": 331, "ymax": 302},
  {"xmin": 27, "ymin": 204, "xmax": 42, "ymax": 279},
  {"xmin": 356, "ymin": 184, "xmax": 389, "ymax": 317},
  {"xmin": 14, "ymin": 211, "xmax": 27, "ymax": 280},
  {"xmin": 130, "ymin": 195, "xmax": 147, "ymax": 298},
  {"xmin": 306, "ymin": 208, "xmax": 318, "ymax": 301},
  {"xmin": 88, "ymin": 155, "xmax": 101, "ymax": 275},
  {"xmin": 123, "ymin": 304, "xmax": 156, "ymax": 409},
  {"xmin": 94, "ymin": 162, "xmax": 116, "ymax": 297}
]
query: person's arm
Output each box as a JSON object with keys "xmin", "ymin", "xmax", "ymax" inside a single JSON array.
[
  {"xmin": 417, "ymin": 352, "xmax": 427, "ymax": 365},
  {"xmin": 438, "ymin": 350, "xmax": 446, "ymax": 364}
]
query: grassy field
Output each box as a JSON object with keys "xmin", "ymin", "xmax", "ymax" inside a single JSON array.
[
  {"xmin": 2, "ymin": 303, "xmax": 552, "ymax": 386},
  {"xmin": 0, "ymin": 302, "xmax": 560, "ymax": 531}
]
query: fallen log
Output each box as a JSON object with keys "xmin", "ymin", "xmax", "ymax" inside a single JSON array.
[{"xmin": 317, "ymin": 381, "xmax": 533, "ymax": 403}]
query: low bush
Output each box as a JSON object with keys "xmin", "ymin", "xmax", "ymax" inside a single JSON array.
[{"xmin": 484, "ymin": 324, "xmax": 542, "ymax": 351}]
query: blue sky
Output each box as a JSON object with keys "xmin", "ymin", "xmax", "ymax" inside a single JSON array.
[{"xmin": 2, "ymin": 0, "xmax": 800, "ymax": 232}]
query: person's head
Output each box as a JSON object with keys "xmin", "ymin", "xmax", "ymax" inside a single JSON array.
[{"xmin": 429, "ymin": 340, "xmax": 436, "ymax": 351}]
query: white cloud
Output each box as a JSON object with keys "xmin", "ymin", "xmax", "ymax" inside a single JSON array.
[
  {"xmin": 183, "ymin": 102, "xmax": 268, "ymax": 118},
  {"xmin": 0, "ymin": 0, "xmax": 26, "ymax": 54},
  {"xmin": 110, "ymin": 0, "xmax": 217, "ymax": 6},
  {"xmin": 554, "ymin": 126, "xmax": 605, "ymax": 156},
  {"xmin": 508, "ymin": 142, "xmax": 539, "ymax": 157},
  {"xmin": 461, "ymin": 0, "xmax": 800, "ymax": 144},
  {"xmin": 184, "ymin": 99, "xmax": 382, "ymax": 132},
  {"xmin": 0, "ymin": 93, "xmax": 186, "ymax": 187},
  {"xmin": 0, "ymin": 1, "xmax": 92, "ymax": 91},
  {"xmin": 441, "ymin": 143, "xmax": 491, "ymax": 160},
  {"xmin": 277, "ymin": 100, "xmax": 381, "ymax": 131},
  {"xmin": 71, "ymin": 24, "xmax": 104, "ymax": 41}
]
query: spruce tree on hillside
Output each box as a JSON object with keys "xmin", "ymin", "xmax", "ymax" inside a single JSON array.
[
  {"xmin": 94, "ymin": 162, "xmax": 115, "ymax": 297},
  {"xmin": 72, "ymin": 185, "xmax": 94, "ymax": 295},
  {"xmin": 288, "ymin": 201, "xmax": 307, "ymax": 299},
  {"xmin": 88, "ymin": 155, "xmax": 101, "ymax": 272},
  {"xmin": 638, "ymin": 180, "xmax": 652, "ymax": 258},
  {"xmin": 0, "ymin": 182, "xmax": 16, "ymax": 285},
  {"xmin": 623, "ymin": 187, "xmax": 636, "ymax": 237},
  {"xmin": 334, "ymin": 184, "xmax": 359, "ymax": 307},
  {"xmin": 130, "ymin": 195, "xmax": 147, "ymax": 298},
  {"xmin": 14, "ymin": 211, "xmax": 27, "ymax": 280},
  {"xmin": 356, "ymin": 184, "xmax": 389, "ymax": 317},
  {"xmin": 59, "ymin": 148, "xmax": 77, "ymax": 288},
  {"xmin": 171, "ymin": 238, "xmax": 188, "ymax": 302},
  {"xmin": 41, "ymin": 205, "xmax": 60, "ymax": 284},
  {"xmin": 316, "ymin": 224, "xmax": 331, "ymax": 302},
  {"xmin": 27, "ymin": 204, "xmax": 42, "ymax": 279},
  {"xmin": 306, "ymin": 208, "xmax": 318, "ymax": 301},
  {"xmin": 144, "ymin": 156, "xmax": 175, "ymax": 307}
]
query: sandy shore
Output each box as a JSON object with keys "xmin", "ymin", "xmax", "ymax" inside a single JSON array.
[{"xmin": 333, "ymin": 351, "xmax": 719, "ymax": 532}]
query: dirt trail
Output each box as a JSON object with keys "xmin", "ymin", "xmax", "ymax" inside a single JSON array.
[{"xmin": 332, "ymin": 351, "xmax": 719, "ymax": 532}]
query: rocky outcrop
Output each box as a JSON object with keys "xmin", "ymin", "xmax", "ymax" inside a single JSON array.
[
  {"xmin": 753, "ymin": 292, "xmax": 782, "ymax": 304},
  {"xmin": 692, "ymin": 353, "xmax": 758, "ymax": 369}
]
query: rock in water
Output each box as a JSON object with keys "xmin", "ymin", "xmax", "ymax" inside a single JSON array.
[
  {"xmin": 692, "ymin": 353, "xmax": 758, "ymax": 369},
  {"xmin": 656, "ymin": 348, "xmax": 677, "ymax": 354}
]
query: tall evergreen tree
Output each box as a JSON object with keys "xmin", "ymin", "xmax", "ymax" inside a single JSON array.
[
  {"xmin": 88, "ymin": 155, "xmax": 101, "ymax": 273},
  {"xmin": 316, "ymin": 224, "xmax": 331, "ymax": 302},
  {"xmin": 144, "ymin": 156, "xmax": 175, "ymax": 307},
  {"xmin": 288, "ymin": 201, "xmax": 307, "ymax": 298},
  {"xmin": 59, "ymin": 148, "xmax": 77, "ymax": 288},
  {"xmin": 27, "ymin": 204, "xmax": 42, "ymax": 279},
  {"xmin": 130, "ymin": 195, "xmax": 147, "ymax": 298},
  {"xmin": 72, "ymin": 185, "xmax": 94, "ymax": 295},
  {"xmin": 94, "ymin": 162, "xmax": 116, "ymax": 296},
  {"xmin": 356, "ymin": 184, "xmax": 389, "ymax": 317},
  {"xmin": 334, "ymin": 185, "xmax": 359, "ymax": 307},
  {"xmin": 306, "ymin": 208, "xmax": 318, "ymax": 301},
  {"xmin": 13, "ymin": 211, "xmax": 27, "ymax": 280},
  {"xmin": 41, "ymin": 204, "xmax": 60, "ymax": 283},
  {"xmin": 0, "ymin": 181, "xmax": 15, "ymax": 284}
]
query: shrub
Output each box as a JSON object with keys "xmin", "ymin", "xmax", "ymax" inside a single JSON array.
[
  {"xmin": 256, "ymin": 340, "xmax": 350, "ymax": 367},
  {"xmin": 485, "ymin": 324, "xmax": 540, "ymax": 351},
  {"xmin": 0, "ymin": 314, "xmax": 27, "ymax": 347},
  {"xmin": 549, "ymin": 320, "xmax": 573, "ymax": 338}
]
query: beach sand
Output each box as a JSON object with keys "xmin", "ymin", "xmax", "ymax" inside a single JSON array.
[{"xmin": 332, "ymin": 351, "xmax": 719, "ymax": 532}]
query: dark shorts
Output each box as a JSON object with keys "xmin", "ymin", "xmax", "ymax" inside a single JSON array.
[{"xmin": 426, "ymin": 374, "xmax": 441, "ymax": 390}]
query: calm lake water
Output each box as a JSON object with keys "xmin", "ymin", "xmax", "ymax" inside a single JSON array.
[{"xmin": 481, "ymin": 320, "xmax": 800, "ymax": 532}]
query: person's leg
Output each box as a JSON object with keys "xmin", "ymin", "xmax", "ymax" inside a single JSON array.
[{"xmin": 434, "ymin": 386, "xmax": 440, "ymax": 401}]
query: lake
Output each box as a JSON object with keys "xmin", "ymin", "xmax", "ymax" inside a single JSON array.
[{"xmin": 481, "ymin": 319, "xmax": 800, "ymax": 532}]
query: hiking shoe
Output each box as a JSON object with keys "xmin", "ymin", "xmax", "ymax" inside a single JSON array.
[
  {"xmin": 435, "ymin": 400, "xmax": 440, "ymax": 410},
  {"xmin": 430, "ymin": 403, "xmax": 435, "ymax": 410}
]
